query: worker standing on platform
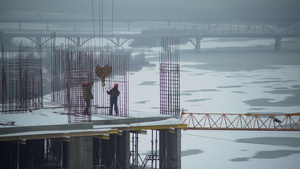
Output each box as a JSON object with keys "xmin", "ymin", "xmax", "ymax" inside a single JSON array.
[
  {"xmin": 81, "ymin": 81, "xmax": 94, "ymax": 115},
  {"xmin": 107, "ymin": 83, "xmax": 120, "ymax": 116}
]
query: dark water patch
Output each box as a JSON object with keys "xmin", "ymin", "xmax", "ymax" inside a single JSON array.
[
  {"xmin": 235, "ymin": 137, "xmax": 300, "ymax": 147},
  {"xmin": 266, "ymin": 88, "xmax": 300, "ymax": 95},
  {"xmin": 292, "ymin": 85, "xmax": 300, "ymax": 89},
  {"xmin": 245, "ymin": 80, "xmax": 296, "ymax": 84},
  {"xmin": 181, "ymin": 70, "xmax": 192, "ymax": 73},
  {"xmin": 232, "ymin": 91, "xmax": 246, "ymax": 94},
  {"xmin": 273, "ymin": 87, "xmax": 289, "ymax": 90},
  {"xmin": 259, "ymin": 77, "xmax": 282, "ymax": 80},
  {"xmin": 182, "ymin": 89, "xmax": 219, "ymax": 93},
  {"xmin": 248, "ymin": 108, "xmax": 266, "ymax": 110},
  {"xmin": 181, "ymin": 92, "xmax": 192, "ymax": 96},
  {"xmin": 230, "ymin": 157, "xmax": 250, "ymax": 162},
  {"xmin": 253, "ymin": 150, "xmax": 300, "ymax": 159},
  {"xmin": 217, "ymin": 85, "xmax": 243, "ymax": 88},
  {"xmin": 181, "ymin": 149, "xmax": 203, "ymax": 157},
  {"xmin": 151, "ymin": 107, "xmax": 160, "ymax": 109},
  {"xmin": 139, "ymin": 81, "xmax": 156, "ymax": 85},
  {"xmin": 241, "ymin": 149, "xmax": 249, "ymax": 151},
  {"xmin": 244, "ymin": 94, "xmax": 300, "ymax": 107},
  {"xmin": 226, "ymin": 75, "xmax": 257, "ymax": 78},
  {"xmin": 199, "ymin": 89, "xmax": 219, "ymax": 92},
  {"xmin": 230, "ymin": 150, "xmax": 300, "ymax": 162},
  {"xmin": 136, "ymin": 100, "xmax": 150, "ymax": 104},
  {"xmin": 189, "ymin": 73, "xmax": 205, "ymax": 75},
  {"xmin": 185, "ymin": 99, "xmax": 211, "ymax": 102}
]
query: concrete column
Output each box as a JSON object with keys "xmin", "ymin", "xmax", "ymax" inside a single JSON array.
[
  {"xmin": 118, "ymin": 131, "xmax": 130, "ymax": 169},
  {"xmin": 159, "ymin": 129, "xmax": 181, "ymax": 169},
  {"xmin": 195, "ymin": 37, "xmax": 201, "ymax": 52},
  {"xmin": 275, "ymin": 37, "xmax": 282, "ymax": 51},
  {"xmin": 27, "ymin": 140, "xmax": 45, "ymax": 168},
  {"xmin": 101, "ymin": 133, "xmax": 130, "ymax": 169},
  {"xmin": 67, "ymin": 136, "xmax": 93, "ymax": 169}
]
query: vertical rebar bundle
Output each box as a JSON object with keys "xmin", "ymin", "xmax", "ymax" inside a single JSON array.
[
  {"xmin": 159, "ymin": 37, "xmax": 180, "ymax": 116},
  {"xmin": 1, "ymin": 46, "xmax": 43, "ymax": 113}
]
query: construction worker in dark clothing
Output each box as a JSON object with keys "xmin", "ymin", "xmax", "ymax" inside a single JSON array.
[
  {"xmin": 81, "ymin": 81, "xmax": 94, "ymax": 115},
  {"xmin": 107, "ymin": 83, "xmax": 120, "ymax": 115}
]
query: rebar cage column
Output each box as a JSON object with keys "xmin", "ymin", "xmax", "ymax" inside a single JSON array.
[
  {"xmin": 159, "ymin": 37, "xmax": 180, "ymax": 116},
  {"xmin": 1, "ymin": 46, "xmax": 43, "ymax": 114}
]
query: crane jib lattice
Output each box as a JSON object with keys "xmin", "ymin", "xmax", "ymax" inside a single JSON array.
[{"xmin": 181, "ymin": 111, "xmax": 300, "ymax": 131}]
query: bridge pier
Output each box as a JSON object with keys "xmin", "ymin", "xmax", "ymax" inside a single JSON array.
[
  {"xmin": 195, "ymin": 37, "xmax": 201, "ymax": 52},
  {"xmin": 77, "ymin": 37, "xmax": 81, "ymax": 48},
  {"xmin": 36, "ymin": 36, "xmax": 42, "ymax": 51},
  {"xmin": 116, "ymin": 37, "xmax": 120, "ymax": 47},
  {"xmin": 275, "ymin": 37, "xmax": 282, "ymax": 51}
]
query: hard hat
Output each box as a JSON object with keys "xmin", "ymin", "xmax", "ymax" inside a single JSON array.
[
  {"xmin": 114, "ymin": 83, "xmax": 118, "ymax": 87},
  {"xmin": 81, "ymin": 82, "xmax": 86, "ymax": 87}
]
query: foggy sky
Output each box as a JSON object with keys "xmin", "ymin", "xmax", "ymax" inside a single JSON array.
[{"xmin": 1, "ymin": 0, "xmax": 300, "ymax": 21}]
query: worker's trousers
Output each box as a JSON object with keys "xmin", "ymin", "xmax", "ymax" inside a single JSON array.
[{"xmin": 109, "ymin": 98, "xmax": 118, "ymax": 115}]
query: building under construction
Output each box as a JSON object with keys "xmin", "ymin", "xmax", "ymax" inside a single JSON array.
[{"xmin": 0, "ymin": 36, "xmax": 184, "ymax": 169}]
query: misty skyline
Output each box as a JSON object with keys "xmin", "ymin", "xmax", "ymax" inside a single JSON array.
[{"xmin": 1, "ymin": 0, "xmax": 300, "ymax": 22}]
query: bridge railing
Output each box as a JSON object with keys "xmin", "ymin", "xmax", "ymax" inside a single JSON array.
[{"xmin": 181, "ymin": 111, "xmax": 300, "ymax": 131}]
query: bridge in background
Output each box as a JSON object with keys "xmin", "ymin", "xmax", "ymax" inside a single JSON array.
[{"xmin": 1, "ymin": 20, "xmax": 300, "ymax": 51}]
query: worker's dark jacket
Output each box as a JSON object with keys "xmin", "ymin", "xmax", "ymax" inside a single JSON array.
[
  {"xmin": 82, "ymin": 82, "xmax": 94, "ymax": 100},
  {"xmin": 107, "ymin": 87, "xmax": 120, "ymax": 98}
]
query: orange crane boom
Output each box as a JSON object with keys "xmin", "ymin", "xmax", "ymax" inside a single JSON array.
[{"xmin": 181, "ymin": 110, "xmax": 300, "ymax": 131}]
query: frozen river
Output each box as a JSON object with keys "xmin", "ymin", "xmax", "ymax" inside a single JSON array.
[{"xmin": 129, "ymin": 37, "xmax": 300, "ymax": 169}]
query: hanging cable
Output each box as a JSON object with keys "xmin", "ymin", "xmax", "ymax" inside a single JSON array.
[
  {"xmin": 91, "ymin": 0, "xmax": 96, "ymax": 47},
  {"xmin": 101, "ymin": 0, "xmax": 104, "ymax": 54},
  {"xmin": 111, "ymin": 0, "xmax": 114, "ymax": 54},
  {"xmin": 98, "ymin": 0, "xmax": 101, "ymax": 50}
]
